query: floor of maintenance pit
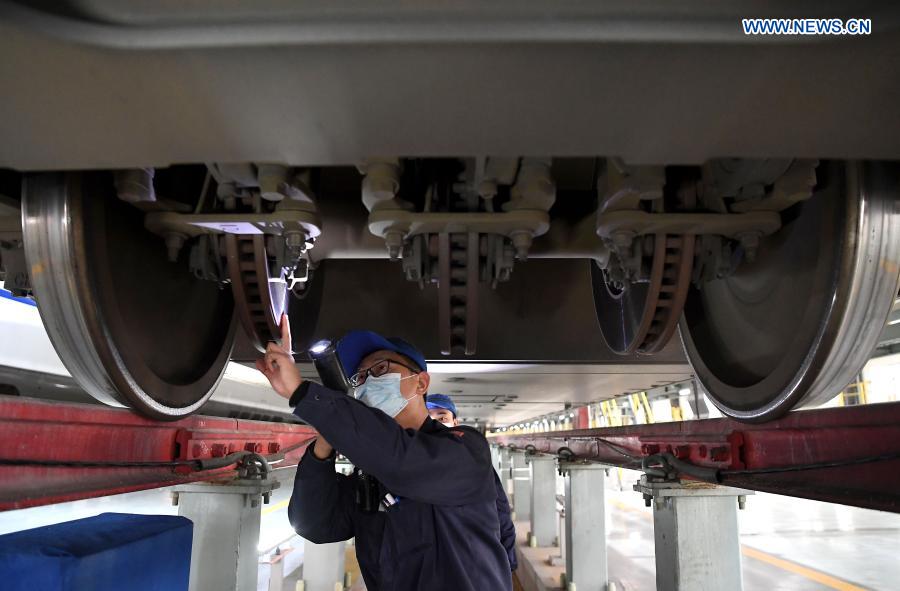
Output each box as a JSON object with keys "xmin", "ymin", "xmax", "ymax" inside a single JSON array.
[
  {"xmin": 510, "ymin": 468, "xmax": 900, "ymax": 590},
  {"xmin": 2, "ymin": 469, "xmax": 898, "ymax": 590}
]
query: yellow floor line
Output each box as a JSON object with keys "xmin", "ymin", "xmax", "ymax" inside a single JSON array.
[
  {"xmin": 610, "ymin": 498, "xmax": 865, "ymax": 590},
  {"xmin": 265, "ymin": 495, "xmax": 865, "ymax": 589},
  {"xmin": 261, "ymin": 498, "xmax": 290, "ymax": 515},
  {"xmin": 740, "ymin": 546, "xmax": 866, "ymax": 591}
]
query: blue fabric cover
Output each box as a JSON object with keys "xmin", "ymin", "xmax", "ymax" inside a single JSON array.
[{"xmin": 0, "ymin": 513, "xmax": 192, "ymax": 591}]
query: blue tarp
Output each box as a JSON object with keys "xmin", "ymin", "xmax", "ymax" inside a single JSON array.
[{"xmin": 0, "ymin": 513, "xmax": 192, "ymax": 591}]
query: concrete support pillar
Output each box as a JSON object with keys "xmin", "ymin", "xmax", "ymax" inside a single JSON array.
[
  {"xmin": 635, "ymin": 476, "xmax": 752, "ymax": 591},
  {"xmin": 560, "ymin": 462, "xmax": 608, "ymax": 591},
  {"xmin": 499, "ymin": 446, "xmax": 513, "ymax": 496},
  {"xmin": 268, "ymin": 558, "xmax": 284, "ymax": 591},
  {"xmin": 302, "ymin": 540, "xmax": 347, "ymax": 591},
  {"xmin": 511, "ymin": 450, "xmax": 532, "ymax": 520},
  {"xmin": 173, "ymin": 479, "xmax": 279, "ymax": 591},
  {"xmin": 528, "ymin": 454, "xmax": 557, "ymax": 547}
]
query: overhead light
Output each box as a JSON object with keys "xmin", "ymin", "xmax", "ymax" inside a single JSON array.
[
  {"xmin": 558, "ymin": 414, "xmax": 565, "ymax": 420},
  {"xmin": 679, "ymin": 388, "xmax": 691, "ymax": 396},
  {"xmin": 426, "ymin": 363, "xmax": 535, "ymax": 374},
  {"xmin": 569, "ymin": 412, "xmax": 575, "ymax": 418},
  {"xmin": 889, "ymin": 318, "xmax": 900, "ymax": 326}
]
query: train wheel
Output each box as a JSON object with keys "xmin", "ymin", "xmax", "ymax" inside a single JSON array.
[
  {"xmin": 679, "ymin": 161, "xmax": 900, "ymax": 421},
  {"xmin": 23, "ymin": 172, "xmax": 237, "ymax": 419}
]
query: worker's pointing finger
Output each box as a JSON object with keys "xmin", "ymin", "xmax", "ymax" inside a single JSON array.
[
  {"xmin": 255, "ymin": 358, "xmax": 268, "ymax": 376},
  {"xmin": 280, "ymin": 313, "xmax": 292, "ymax": 354},
  {"xmin": 266, "ymin": 341, "xmax": 286, "ymax": 357}
]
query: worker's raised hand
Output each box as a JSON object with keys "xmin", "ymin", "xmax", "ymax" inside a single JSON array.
[{"xmin": 255, "ymin": 314, "xmax": 302, "ymax": 400}]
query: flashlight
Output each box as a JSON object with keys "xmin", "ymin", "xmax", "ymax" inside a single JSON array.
[
  {"xmin": 308, "ymin": 337, "xmax": 381, "ymax": 513},
  {"xmin": 308, "ymin": 339, "xmax": 352, "ymax": 394}
]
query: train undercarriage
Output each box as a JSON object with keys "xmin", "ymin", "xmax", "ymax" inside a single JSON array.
[{"xmin": 1, "ymin": 158, "xmax": 898, "ymax": 422}]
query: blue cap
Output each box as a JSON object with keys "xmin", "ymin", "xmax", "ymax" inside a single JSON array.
[
  {"xmin": 336, "ymin": 330, "xmax": 427, "ymax": 375},
  {"xmin": 425, "ymin": 393, "xmax": 457, "ymax": 418}
]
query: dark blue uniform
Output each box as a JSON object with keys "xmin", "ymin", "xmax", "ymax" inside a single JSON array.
[
  {"xmin": 493, "ymin": 470, "xmax": 518, "ymax": 572},
  {"xmin": 288, "ymin": 382, "xmax": 513, "ymax": 590}
]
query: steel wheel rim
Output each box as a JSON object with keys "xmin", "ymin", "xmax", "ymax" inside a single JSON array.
[
  {"xmin": 679, "ymin": 161, "xmax": 900, "ymax": 421},
  {"xmin": 23, "ymin": 172, "xmax": 237, "ymax": 419}
]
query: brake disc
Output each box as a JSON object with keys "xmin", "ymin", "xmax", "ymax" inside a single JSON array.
[
  {"xmin": 592, "ymin": 233, "xmax": 695, "ymax": 355},
  {"xmin": 225, "ymin": 234, "xmax": 288, "ymax": 352}
]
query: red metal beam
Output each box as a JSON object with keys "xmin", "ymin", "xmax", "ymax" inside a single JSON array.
[
  {"xmin": 493, "ymin": 402, "xmax": 900, "ymax": 513},
  {"xmin": 0, "ymin": 396, "xmax": 317, "ymax": 510}
]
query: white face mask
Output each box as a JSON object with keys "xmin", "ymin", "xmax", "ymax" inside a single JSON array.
[
  {"xmin": 353, "ymin": 373, "xmax": 417, "ymax": 417},
  {"xmin": 440, "ymin": 420, "xmax": 455, "ymax": 428}
]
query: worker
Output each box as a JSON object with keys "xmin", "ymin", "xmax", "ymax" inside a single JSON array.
[
  {"xmin": 256, "ymin": 316, "xmax": 513, "ymax": 590},
  {"xmin": 426, "ymin": 393, "xmax": 518, "ymax": 572}
]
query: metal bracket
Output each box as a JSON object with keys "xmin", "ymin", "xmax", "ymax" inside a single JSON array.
[
  {"xmin": 635, "ymin": 474, "xmax": 752, "ymax": 504},
  {"xmin": 729, "ymin": 159, "xmax": 819, "ymax": 213},
  {"xmin": 144, "ymin": 209, "xmax": 322, "ymax": 239},
  {"xmin": 0, "ymin": 238, "xmax": 29, "ymax": 295},
  {"xmin": 638, "ymin": 431, "xmax": 745, "ymax": 470},
  {"xmin": 368, "ymin": 209, "xmax": 550, "ymax": 240},
  {"xmin": 596, "ymin": 210, "xmax": 781, "ymax": 241},
  {"xmin": 599, "ymin": 161, "xmax": 665, "ymax": 212},
  {"xmin": 171, "ymin": 477, "xmax": 279, "ymax": 509},
  {"xmin": 174, "ymin": 427, "xmax": 286, "ymax": 462}
]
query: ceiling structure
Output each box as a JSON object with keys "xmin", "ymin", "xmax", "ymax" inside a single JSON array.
[
  {"xmin": 425, "ymin": 362, "xmax": 692, "ymax": 426},
  {"xmin": 210, "ymin": 360, "xmax": 694, "ymax": 428}
]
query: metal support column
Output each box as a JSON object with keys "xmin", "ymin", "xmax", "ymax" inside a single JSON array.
[
  {"xmin": 499, "ymin": 446, "xmax": 513, "ymax": 496},
  {"xmin": 302, "ymin": 539, "xmax": 347, "ymax": 591},
  {"xmin": 490, "ymin": 444, "xmax": 502, "ymax": 477},
  {"xmin": 560, "ymin": 461, "xmax": 608, "ymax": 591},
  {"xmin": 635, "ymin": 476, "xmax": 752, "ymax": 591},
  {"xmin": 173, "ymin": 478, "xmax": 279, "ymax": 591},
  {"xmin": 511, "ymin": 450, "xmax": 532, "ymax": 520},
  {"xmin": 528, "ymin": 454, "xmax": 557, "ymax": 547}
]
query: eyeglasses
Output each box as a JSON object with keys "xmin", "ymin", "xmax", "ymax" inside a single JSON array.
[{"xmin": 349, "ymin": 359, "xmax": 420, "ymax": 387}]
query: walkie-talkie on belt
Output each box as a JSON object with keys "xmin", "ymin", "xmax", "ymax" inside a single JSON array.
[{"xmin": 308, "ymin": 339, "xmax": 381, "ymax": 514}]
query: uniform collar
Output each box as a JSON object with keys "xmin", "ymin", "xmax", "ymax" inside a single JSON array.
[{"xmin": 420, "ymin": 417, "xmax": 444, "ymax": 433}]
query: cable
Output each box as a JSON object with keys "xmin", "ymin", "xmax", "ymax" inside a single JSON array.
[
  {"xmin": 643, "ymin": 453, "xmax": 720, "ymax": 483},
  {"xmin": 719, "ymin": 451, "xmax": 900, "ymax": 477},
  {"xmin": 0, "ymin": 451, "xmax": 256, "ymax": 472},
  {"xmin": 503, "ymin": 438, "xmax": 900, "ymax": 479},
  {"xmin": 597, "ymin": 438, "xmax": 643, "ymax": 461},
  {"xmin": 556, "ymin": 446, "xmax": 576, "ymax": 461},
  {"xmin": 566, "ymin": 436, "xmax": 643, "ymax": 462},
  {"xmin": 0, "ymin": 436, "xmax": 321, "ymax": 472},
  {"xmin": 0, "ymin": 458, "xmax": 194, "ymax": 468}
]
